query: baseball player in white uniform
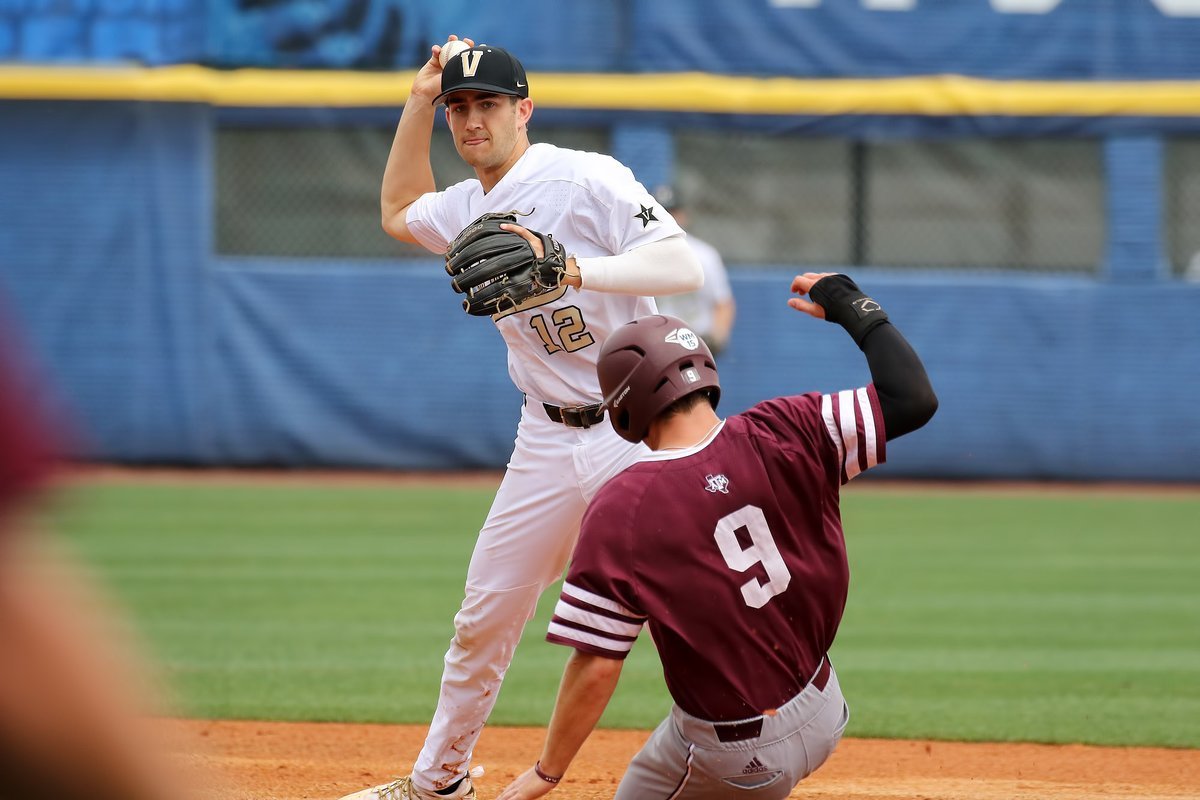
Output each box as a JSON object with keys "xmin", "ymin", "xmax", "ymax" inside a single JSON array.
[{"xmin": 335, "ymin": 37, "xmax": 702, "ymax": 800}]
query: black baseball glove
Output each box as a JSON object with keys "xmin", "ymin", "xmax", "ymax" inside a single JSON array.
[{"xmin": 445, "ymin": 212, "xmax": 570, "ymax": 317}]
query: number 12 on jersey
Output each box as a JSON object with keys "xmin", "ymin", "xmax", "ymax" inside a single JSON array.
[
  {"xmin": 530, "ymin": 306, "xmax": 595, "ymax": 354},
  {"xmin": 714, "ymin": 505, "xmax": 792, "ymax": 609}
]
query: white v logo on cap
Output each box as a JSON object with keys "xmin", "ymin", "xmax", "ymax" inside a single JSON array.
[{"xmin": 460, "ymin": 50, "xmax": 483, "ymax": 77}]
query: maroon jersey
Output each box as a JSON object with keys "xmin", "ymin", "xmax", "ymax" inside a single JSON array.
[
  {"xmin": 547, "ymin": 386, "xmax": 885, "ymax": 721},
  {"xmin": 0, "ymin": 319, "xmax": 57, "ymax": 519}
]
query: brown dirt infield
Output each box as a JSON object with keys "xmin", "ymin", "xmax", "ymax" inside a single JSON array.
[{"xmin": 174, "ymin": 719, "xmax": 1200, "ymax": 800}]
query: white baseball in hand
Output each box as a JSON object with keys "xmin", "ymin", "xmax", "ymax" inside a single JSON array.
[{"xmin": 439, "ymin": 39, "xmax": 471, "ymax": 68}]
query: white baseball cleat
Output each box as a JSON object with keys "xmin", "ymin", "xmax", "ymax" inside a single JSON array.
[{"xmin": 336, "ymin": 770, "xmax": 480, "ymax": 800}]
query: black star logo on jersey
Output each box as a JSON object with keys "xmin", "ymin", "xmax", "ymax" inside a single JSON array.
[{"xmin": 635, "ymin": 204, "xmax": 658, "ymax": 228}]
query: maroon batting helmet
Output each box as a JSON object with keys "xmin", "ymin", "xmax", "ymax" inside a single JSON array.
[{"xmin": 598, "ymin": 315, "xmax": 721, "ymax": 443}]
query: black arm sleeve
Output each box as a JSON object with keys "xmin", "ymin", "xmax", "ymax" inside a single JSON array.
[
  {"xmin": 806, "ymin": 273, "xmax": 937, "ymax": 440},
  {"xmin": 858, "ymin": 322, "xmax": 938, "ymax": 441}
]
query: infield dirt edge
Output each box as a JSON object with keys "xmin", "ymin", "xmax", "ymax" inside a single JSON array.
[{"xmin": 173, "ymin": 718, "xmax": 1200, "ymax": 800}]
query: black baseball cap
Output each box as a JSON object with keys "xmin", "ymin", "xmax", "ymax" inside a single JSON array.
[{"xmin": 434, "ymin": 45, "xmax": 529, "ymax": 105}]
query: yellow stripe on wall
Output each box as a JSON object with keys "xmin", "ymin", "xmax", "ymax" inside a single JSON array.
[{"xmin": 2, "ymin": 64, "xmax": 1200, "ymax": 116}]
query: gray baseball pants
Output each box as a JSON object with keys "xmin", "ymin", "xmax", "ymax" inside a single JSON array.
[{"xmin": 614, "ymin": 659, "xmax": 849, "ymax": 799}]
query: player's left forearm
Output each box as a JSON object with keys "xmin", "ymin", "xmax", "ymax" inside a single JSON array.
[{"xmin": 575, "ymin": 236, "xmax": 702, "ymax": 295}]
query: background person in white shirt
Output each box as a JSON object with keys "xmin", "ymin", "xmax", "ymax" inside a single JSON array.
[
  {"xmin": 652, "ymin": 185, "xmax": 737, "ymax": 355},
  {"xmin": 336, "ymin": 36, "xmax": 702, "ymax": 800}
]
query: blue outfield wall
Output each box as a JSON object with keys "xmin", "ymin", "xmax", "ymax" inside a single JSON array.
[
  {"xmin": 1, "ymin": 100, "xmax": 1199, "ymax": 480},
  {"xmin": 7, "ymin": 256, "xmax": 1200, "ymax": 481},
  {"xmin": 724, "ymin": 271, "xmax": 1200, "ymax": 482}
]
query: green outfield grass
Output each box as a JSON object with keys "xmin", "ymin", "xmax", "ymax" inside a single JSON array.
[{"xmin": 50, "ymin": 480, "xmax": 1200, "ymax": 748}]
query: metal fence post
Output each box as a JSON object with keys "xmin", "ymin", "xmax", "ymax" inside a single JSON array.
[{"xmin": 1104, "ymin": 135, "xmax": 1167, "ymax": 281}]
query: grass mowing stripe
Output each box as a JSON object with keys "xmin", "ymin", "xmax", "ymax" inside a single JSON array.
[
  {"xmin": 50, "ymin": 481, "xmax": 1200, "ymax": 746},
  {"xmin": 835, "ymin": 492, "xmax": 1200, "ymax": 746}
]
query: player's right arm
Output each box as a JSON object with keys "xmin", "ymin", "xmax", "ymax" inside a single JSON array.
[
  {"xmin": 496, "ymin": 651, "xmax": 624, "ymax": 800},
  {"xmin": 496, "ymin": 494, "xmax": 645, "ymax": 798},
  {"xmin": 380, "ymin": 38, "xmax": 470, "ymax": 243}
]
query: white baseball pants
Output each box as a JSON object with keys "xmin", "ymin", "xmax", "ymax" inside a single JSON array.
[{"xmin": 412, "ymin": 400, "xmax": 646, "ymax": 792}]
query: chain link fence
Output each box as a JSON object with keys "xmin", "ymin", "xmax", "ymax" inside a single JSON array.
[
  {"xmin": 216, "ymin": 125, "xmax": 608, "ymax": 260},
  {"xmin": 676, "ymin": 133, "xmax": 1104, "ymax": 272},
  {"xmin": 1167, "ymin": 138, "xmax": 1200, "ymax": 279},
  {"xmin": 218, "ymin": 125, "xmax": 1108, "ymax": 273}
]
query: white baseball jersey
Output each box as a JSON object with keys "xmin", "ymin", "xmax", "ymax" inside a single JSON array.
[
  {"xmin": 406, "ymin": 142, "xmax": 683, "ymax": 405},
  {"xmin": 655, "ymin": 234, "xmax": 732, "ymax": 340}
]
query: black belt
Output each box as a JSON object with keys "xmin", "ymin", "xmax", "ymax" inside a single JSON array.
[
  {"xmin": 712, "ymin": 658, "xmax": 832, "ymax": 744},
  {"xmin": 542, "ymin": 401, "xmax": 605, "ymax": 429}
]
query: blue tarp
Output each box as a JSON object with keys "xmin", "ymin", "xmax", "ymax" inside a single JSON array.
[
  {"xmin": 634, "ymin": 1, "xmax": 1200, "ymax": 79},
  {"xmin": 8, "ymin": 0, "xmax": 1200, "ymax": 79}
]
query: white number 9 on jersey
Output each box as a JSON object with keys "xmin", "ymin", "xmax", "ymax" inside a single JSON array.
[{"xmin": 713, "ymin": 505, "xmax": 792, "ymax": 609}]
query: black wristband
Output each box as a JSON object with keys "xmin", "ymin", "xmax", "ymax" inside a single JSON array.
[
  {"xmin": 808, "ymin": 274, "xmax": 890, "ymax": 347},
  {"xmin": 534, "ymin": 761, "xmax": 562, "ymax": 785}
]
